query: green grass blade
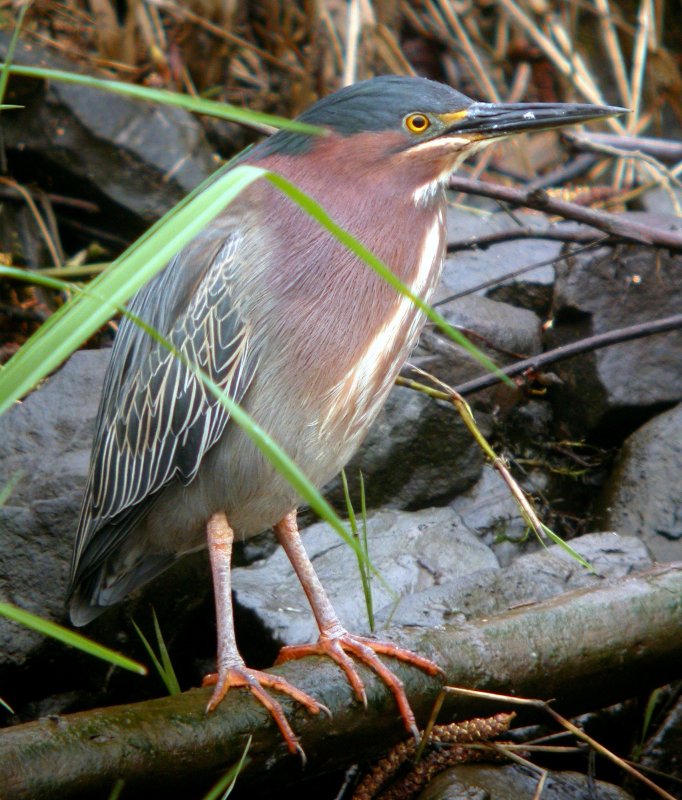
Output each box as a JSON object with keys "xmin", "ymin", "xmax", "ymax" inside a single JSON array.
[
  {"xmin": 152, "ymin": 608, "xmax": 181, "ymax": 695},
  {"xmin": 131, "ymin": 612, "xmax": 180, "ymax": 696},
  {"xmin": 357, "ymin": 470, "xmax": 375, "ymax": 629},
  {"xmin": 640, "ymin": 687, "xmax": 663, "ymax": 746},
  {"xmin": 131, "ymin": 619, "xmax": 166, "ymax": 688},
  {"xmin": 107, "ymin": 779, "xmax": 125, "ymax": 800},
  {"xmin": 0, "ymin": 1, "xmax": 29, "ymax": 108},
  {"xmin": 5, "ymin": 65, "xmax": 324, "ymax": 135},
  {"xmin": 0, "ymin": 696, "xmax": 14, "ymax": 714},
  {"xmin": 201, "ymin": 736, "xmax": 252, "ymax": 800},
  {"xmin": 0, "ymin": 164, "xmax": 265, "ymax": 416},
  {"xmin": 541, "ymin": 524, "xmax": 594, "ymax": 571},
  {"xmin": 341, "ymin": 470, "xmax": 375, "ymax": 631},
  {"xmin": 0, "ymin": 602, "xmax": 147, "ymax": 674},
  {"xmin": 359, "ymin": 471, "xmax": 368, "ymax": 552},
  {"xmin": 341, "ymin": 469, "xmax": 358, "ymax": 533},
  {"xmin": 0, "ymin": 470, "xmax": 23, "ymax": 506}
]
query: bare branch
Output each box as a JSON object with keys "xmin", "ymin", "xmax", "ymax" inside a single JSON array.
[
  {"xmin": 451, "ymin": 314, "xmax": 682, "ymax": 397},
  {"xmin": 447, "ymin": 176, "xmax": 682, "ymax": 250},
  {"xmin": 1, "ymin": 566, "xmax": 681, "ymax": 799}
]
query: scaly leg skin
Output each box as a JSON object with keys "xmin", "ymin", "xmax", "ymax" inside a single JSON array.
[
  {"xmin": 273, "ymin": 511, "xmax": 443, "ymax": 738},
  {"xmin": 202, "ymin": 511, "xmax": 326, "ymax": 756}
]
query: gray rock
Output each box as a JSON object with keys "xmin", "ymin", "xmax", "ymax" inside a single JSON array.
[
  {"xmin": 232, "ymin": 506, "xmax": 499, "ymax": 647},
  {"xmin": 2, "ymin": 34, "xmax": 217, "ymax": 227},
  {"xmin": 0, "ymin": 350, "xmax": 108, "ymax": 665},
  {"xmin": 413, "ymin": 293, "xmax": 542, "ymax": 391},
  {"xmin": 419, "ymin": 765, "xmax": 634, "ymax": 800},
  {"xmin": 434, "ymin": 294, "xmax": 542, "ymax": 356},
  {"xmin": 548, "ymin": 214, "xmax": 682, "ymax": 433},
  {"xmin": 448, "ymin": 465, "xmax": 539, "ymax": 566},
  {"xmin": 379, "ymin": 531, "xmax": 651, "ymax": 630},
  {"xmin": 598, "ymin": 403, "xmax": 682, "ymax": 562},
  {"xmin": 443, "ymin": 207, "xmax": 561, "ymax": 298},
  {"xmin": 321, "ymin": 383, "xmax": 485, "ymax": 513}
]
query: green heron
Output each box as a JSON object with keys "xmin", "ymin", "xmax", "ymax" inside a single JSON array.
[{"xmin": 68, "ymin": 76, "xmax": 624, "ymax": 753}]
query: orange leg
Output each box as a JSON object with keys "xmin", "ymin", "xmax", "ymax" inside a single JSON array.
[
  {"xmin": 273, "ymin": 511, "xmax": 443, "ymax": 737},
  {"xmin": 202, "ymin": 511, "xmax": 326, "ymax": 755}
]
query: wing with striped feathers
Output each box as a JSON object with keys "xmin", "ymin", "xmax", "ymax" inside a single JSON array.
[{"xmin": 69, "ymin": 229, "xmax": 256, "ymax": 592}]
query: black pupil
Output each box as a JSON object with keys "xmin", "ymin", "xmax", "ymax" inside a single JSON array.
[{"xmin": 412, "ymin": 115, "xmax": 426, "ymax": 129}]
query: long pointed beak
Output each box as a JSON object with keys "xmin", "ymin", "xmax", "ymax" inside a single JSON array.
[{"xmin": 445, "ymin": 101, "xmax": 628, "ymax": 139}]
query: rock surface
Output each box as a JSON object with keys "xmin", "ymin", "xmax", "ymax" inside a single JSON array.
[
  {"xmin": 1, "ymin": 34, "xmax": 217, "ymax": 233},
  {"xmin": 547, "ymin": 214, "xmax": 682, "ymax": 436},
  {"xmin": 232, "ymin": 506, "xmax": 500, "ymax": 648},
  {"xmin": 598, "ymin": 402, "xmax": 682, "ymax": 561},
  {"xmin": 377, "ymin": 531, "xmax": 651, "ymax": 630},
  {"xmin": 419, "ymin": 764, "xmax": 634, "ymax": 800},
  {"xmin": 321, "ymin": 384, "xmax": 484, "ymax": 514},
  {"xmin": 0, "ymin": 350, "xmax": 107, "ymax": 665},
  {"xmin": 442, "ymin": 207, "xmax": 561, "ymax": 304}
]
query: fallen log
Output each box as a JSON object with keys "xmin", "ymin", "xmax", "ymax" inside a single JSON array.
[{"xmin": 1, "ymin": 564, "xmax": 681, "ymax": 799}]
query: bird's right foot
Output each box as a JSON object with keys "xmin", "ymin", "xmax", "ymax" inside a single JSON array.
[{"xmin": 202, "ymin": 666, "xmax": 328, "ymax": 755}]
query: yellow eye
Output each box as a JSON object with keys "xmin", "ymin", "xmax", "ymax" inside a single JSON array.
[{"xmin": 405, "ymin": 113, "xmax": 430, "ymax": 134}]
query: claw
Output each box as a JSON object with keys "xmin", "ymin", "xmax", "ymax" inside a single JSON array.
[
  {"xmin": 202, "ymin": 666, "xmax": 324, "ymax": 755},
  {"xmin": 275, "ymin": 632, "xmax": 442, "ymax": 733}
]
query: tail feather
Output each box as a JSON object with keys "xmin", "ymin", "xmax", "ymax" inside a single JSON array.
[{"xmin": 68, "ymin": 553, "xmax": 177, "ymax": 626}]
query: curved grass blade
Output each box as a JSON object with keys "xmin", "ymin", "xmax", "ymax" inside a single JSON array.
[
  {"xmin": 0, "ymin": 163, "xmax": 266, "ymax": 415},
  {"xmin": 541, "ymin": 524, "xmax": 593, "ymax": 571},
  {"xmin": 131, "ymin": 610, "xmax": 181, "ymax": 696},
  {"xmin": 5, "ymin": 65, "xmax": 324, "ymax": 135},
  {"xmin": 0, "ymin": 602, "xmax": 147, "ymax": 674},
  {"xmin": 201, "ymin": 736, "xmax": 252, "ymax": 800}
]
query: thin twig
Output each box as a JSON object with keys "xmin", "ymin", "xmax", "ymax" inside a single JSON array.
[
  {"xmin": 0, "ymin": 178, "xmax": 62, "ymax": 268},
  {"xmin": 436, "ymin": 0, "xmax": 499, "ymax": 101},
  {"xmin": 447, "ymin": 175, "xmax": 682, "ymax": 249},
  {"xmin": 565, "ymin": 131, "xmax": 682, "ymax": 163},
  {"xmin": 443, "ymin": 687, "xmax": 677, "ymax": 800},
  {"xmin": 398, "ymin": 366, "xmax": 548, "ymax": 542},
  {"xmin": 449, "ymin": 314, "xmax": 682, "ymax": 397},
  {"xmin": 446, "ymin": 226, "xmax": 609, "ymax": 252}
]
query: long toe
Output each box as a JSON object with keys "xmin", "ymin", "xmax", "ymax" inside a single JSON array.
[
  {"xmin": 202, "ymin": 666, "xmax": 325, "ymax": 754},
  {"xmin": 275, "ymin": 632, "xmax": 443, "ymax": 734},
  {"xmin": 351, "ymin": 635, "xmax": 444, "ymax": 677}
]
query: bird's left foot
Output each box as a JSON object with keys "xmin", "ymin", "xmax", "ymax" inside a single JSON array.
[
  {"xmin": 202, "ymin": 665, "xmax": 326, "ymax": 756},
  {"xmin": 274, "ymin": 631, "xmax": 443, "ymax": 737}
]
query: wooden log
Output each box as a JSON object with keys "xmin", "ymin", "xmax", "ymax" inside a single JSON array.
[{"xmin": 1, "ymin": 564, "xmax": 681, "ymax": 799}]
